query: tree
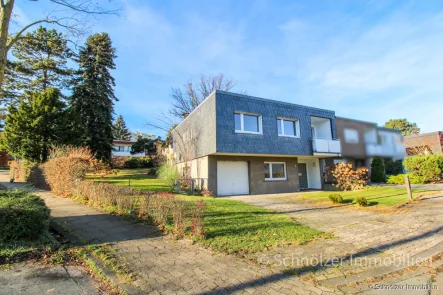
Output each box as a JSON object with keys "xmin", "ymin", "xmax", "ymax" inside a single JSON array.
[
  {"xmin": 112, "ymin": 115, "xmax": 131, "ymax": 141},
  {"xmin": 131, "ymin": 138, "xmax": 156, "ymax": 157},
  {"xmin": 384, "ymin": 119, "xmax": 420, "ymax": 136},
  {"xmin": 169, "ymin": 73, "xmax": 237, "ymax": 119},
  {"xmin": 70, "ymin": 33, "xmax": 117, "ymax": 161},
  {"xmin": 5, "ymin": 26, "xmax": 73, "ymax": 100},
  {"xmin": 370, "ymin": 158, "xmax": 386, "ymax": 183},
  {"xmin": 2, "ymin": 88, "xmax": 66, "ymax": 162},
  {"xmin": 0, "ymin": 0, "xmax": 120, "ymax": 97}
]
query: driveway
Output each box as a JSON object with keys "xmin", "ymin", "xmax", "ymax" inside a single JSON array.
[{"xmin": 228, "ymin": 191, "xmax": 443, "ymax": 288}]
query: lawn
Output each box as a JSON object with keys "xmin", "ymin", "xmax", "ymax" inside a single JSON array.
[
  {"xmin": 181, "ymin": 195, "xmax": 325, "ymax": 254},
  {"xmin": 87, "ymin": 168, "xmax": 171, "ymax": 192},
  {"xmin": 87, "ymin": 168, "xmax": 326, "ymax": 254},
  {"xmin": 299, "ymin": 186, "xmax": 437, "ymax": 207}
]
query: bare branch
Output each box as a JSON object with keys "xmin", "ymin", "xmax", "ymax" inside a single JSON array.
[{"xmin": 48, "ymin": 0, "xmax": 121, "ymax": 15}]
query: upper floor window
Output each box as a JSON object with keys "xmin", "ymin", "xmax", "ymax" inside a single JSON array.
[
  {"xmin": 344, "ymin": 128, "xmax": 359, "ymax": 144},
  {"xmin": 277, "ymin": 118, "xmax": 300, "ymax": 137},
  {"xmin": 234, "ymin": 112, "xmax": 262, "ymax": 134}
]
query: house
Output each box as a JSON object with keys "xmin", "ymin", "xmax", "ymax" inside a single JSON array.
[
  {"xmin": 112, "ymin": 133, "xmax": 156, "ymax": 157},
  {"xmin": 172, "ymin": 90, "xmax": 341, "ymax": 196},
  {"xmin": 404, "ymin": 131, "xmax": 443, "ymax": 156},
  {"xmin": 327, "ymin": 117, "xmax": 405, "ymax": 169}
]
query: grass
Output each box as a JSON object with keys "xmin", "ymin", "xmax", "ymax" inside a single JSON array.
[
  {"xmin": 182, "ymin": 195, "xmax": 325, "ymax": 254},
  {"xmin": 87, "ymin": 168, "xmax": 170, "ymax": 192},
  {"xmin": 299, "ymin": 186, "xmax": 438, "ymax": 207},
  {"xmin": 87, "ymin": 168, "xmax": 326, "ymax": 254},
  {"xmin": 0, "ymin": 233, "xmax": 53, "ymax": 262}
]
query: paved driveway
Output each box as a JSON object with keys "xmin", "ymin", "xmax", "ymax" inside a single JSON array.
[{"xmin": 228, "ymin": 191, "xmax": 443, "ymax": 287}]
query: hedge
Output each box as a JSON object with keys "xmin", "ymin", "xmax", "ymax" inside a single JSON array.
[
  {"xmin": 370, "ymin": 158, "xmax": 386, "ymax": 183},
  {"xmin": 387, "ymin": 174, "xmax": 426, "ymax": 185},
  {"xmin": 0, "ymin": 190, "xmax": 50, "ymax": 242},
  {"xmin": 404, "ymin": 155, "xmax": 443, "ymax": 183}
]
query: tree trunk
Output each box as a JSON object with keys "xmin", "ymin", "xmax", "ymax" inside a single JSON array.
[{"xmin": 0, "ymin": 0, "xmax": 14, "ymax": 97}]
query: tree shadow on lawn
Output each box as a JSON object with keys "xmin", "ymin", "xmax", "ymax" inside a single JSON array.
[{"xmin": 200, "ymin": 225, "xmax": 443, "ymax": 295}]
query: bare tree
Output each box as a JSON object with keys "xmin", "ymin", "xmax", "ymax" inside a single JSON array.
[
  {"xmin": 169, "ymin": 73, "xmax": 237, "ymax": 119},
  {"xmin": 0, "ymin": 0, "xmax": 121, "ymax": 97}
]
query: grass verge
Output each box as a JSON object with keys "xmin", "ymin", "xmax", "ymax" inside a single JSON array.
[{"xmin": 299, "ymin": 186, "xmax": 438, "ymax": 207}]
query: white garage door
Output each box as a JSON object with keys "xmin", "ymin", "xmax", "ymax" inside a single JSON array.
[{"xmin": 217, "ymin": 161, "xmax": 249, "ymax": 196}]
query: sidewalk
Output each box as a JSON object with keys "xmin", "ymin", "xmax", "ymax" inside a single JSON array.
[{"xmin": 0, "ymin": 172, "xmax": 323, "ymax": 294}]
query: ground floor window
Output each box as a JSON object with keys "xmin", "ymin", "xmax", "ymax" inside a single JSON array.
[{"xmin": 264, "ymin": 162, "xmax": 287, "ymax": 180}]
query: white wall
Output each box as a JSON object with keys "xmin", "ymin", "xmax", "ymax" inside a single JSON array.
[
  {"xmin": 298, "ymin": 158, "xmax": 322, "ymax": 189},
  {"xmin": 176, "ymin": 156, "xmax": 209, "ymax": 189}
]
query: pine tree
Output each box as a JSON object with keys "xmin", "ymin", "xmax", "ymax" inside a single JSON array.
[
  {"xmin": 370, "ymin": 158, "xmax": 387, "ymax": 183},
  {"xmin": 2, "ymin": 88, "xmax": 66, "ymax": 162},
  {"xmin": 5, "ymin": 26, "xmax": 73, "ymax": 101},
  {"xmin": 112, "ymin": 115, "xmax": 131, "ymax": 140},
  {"xmin": 70, "ymin": 33, "xmax": 117, "ymax": 161}
]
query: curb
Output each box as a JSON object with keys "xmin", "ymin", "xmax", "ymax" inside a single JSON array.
[{"xmin": 49, "ymin": 219, "xmax": 142, "ymax": 295}]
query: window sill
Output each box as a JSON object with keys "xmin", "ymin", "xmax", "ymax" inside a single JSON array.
[
  {"xmin": 235, "ymin": 130, "xmax": 263, "ymax": 135},
  {"xmin": 265, "ymin": 178, "xmax": 287, "ymax": 181},
  {"xmin": 278, "ymin": 135, "xmax": 300, "ymax": 138}
]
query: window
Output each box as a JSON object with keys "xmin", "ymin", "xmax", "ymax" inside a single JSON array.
[
  {"xmin": 344, "ymin": 128, "xmax": 359, "ymax": 144},
  {"xmin": 127, "ymin": 146, "xmax": 132, "ymax": 152},
  {"xmin": 116, "ymin": 146, "xmax": 124, "ymax": 152},
  {"xmin": 277, "ymin": 118, "xmax": 299, "ymax": 137},
  {"xmin": 235, "ymin": 112, "xmax": 262, "ymax": 134},
  {"xmin": 264, "ymin": 162, "xmax": 287, "ymax": 181}
]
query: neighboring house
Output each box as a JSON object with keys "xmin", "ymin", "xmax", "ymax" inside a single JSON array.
[
  {"xmin": 112, "ymin": 133, "xmax": 156, "ymax": 157},
  {"xmin": 404, "ymin": 131, "xmax": 443, "ymax": 156},
  {"xmin": 172, "ymin": 90, "xmax": 341, "ymax": 196},
  {"xmin": 329, "ymin": 117, "xmax": 405, "ymax": 169}
]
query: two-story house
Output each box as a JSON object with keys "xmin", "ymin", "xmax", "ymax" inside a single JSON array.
[
  {"xmin": 112, "ymin": 133, "xmax": 156, "ymax": 157},
  {"xmin": 330, "ymin": 117, "xmax": 405, "ymax": 169},
  {"xmin": 172, "ymin": 90, "xmax": 341, "ymax": 196}
]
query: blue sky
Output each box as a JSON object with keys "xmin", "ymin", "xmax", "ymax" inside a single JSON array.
[{"xmin": 12, "ymin": 0, "xmax": 443, "ymax": 137}]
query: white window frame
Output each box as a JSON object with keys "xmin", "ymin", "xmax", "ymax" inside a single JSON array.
[
  {"xmin": 235, "ymin": 112, "xmax": 263, "ymax": 135},
  {"xmin": 264, "ymin": 162, "xmax": 287, "ymax": 181},
  {"xmin": 277, "ymin": 117, "xmax": 300, "ymax": 138}
]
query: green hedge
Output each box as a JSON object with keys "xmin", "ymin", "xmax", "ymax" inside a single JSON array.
[
  {"xmin": 124, "ymin": 157, "xmax": 153, "ymax": 168},
  {"xmin": 371, "ymin": 158, "xmax": 386, "ymax": 183},
  {"xmin": 404, "ymin": 155, "xmax": 443, "ymax": 183},
  {"xmin": 387, "ymin": 173, "xmax": 426, "ymax": 184},
  {"xmin": 0, "ymin": 190, "xmax": 50, "ymax": 242},
  {"xmin": 384, "ymin": 159, "xmax": 403, "ymax": 175}
]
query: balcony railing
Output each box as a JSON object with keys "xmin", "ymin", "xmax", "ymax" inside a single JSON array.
[{"xmin": 312, "ymin": 138, "xmax": 341, "ymax": 155}]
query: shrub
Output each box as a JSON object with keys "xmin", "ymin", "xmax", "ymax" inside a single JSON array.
[
  {"xmin": 111, "ymin": 157, "xmax": 126, "ymax": 169},
  {"xmin": 138, "ymin": 157, "xmax": 153, "ymax": 168},
  {"xmin": 329, "ymin": 194, "xmax": 343, "ymax": 204},
  {"xmin": 327, "ymin": 163, "xmax": 368, "ymax": 191},
  {"xmin": 190, "ymin": 200, "xmax": 206, "ymax": 238},
  {"xmin": 370, "ymin": 158, "xmax": 386, "ymax": 183},
  {"xmin": 404, "ymin": 155, "xmax": 443, "ymax": 183},
  {"xmin": 9, "ymin": 160, "xmax": 36, "ymax": 182},
  {"xmin": 149, "ymin": 192, "xmax": 176, "ymax": 227},
  {"xmin": 384, "ymin": 159, "xmax": 403, "ymax": 175},
  {"xmin": 42, "ymin": 146, "xmax": 93, "ymax": 196},
  {"xmin": 0, "ymin": 190, "xmax": 50, "ymax": 241},
  {"xmin": 355, "ymin": 196, "xmax": 368, "ymax": 207},
  {"xmin": 201, "ymin": 189, "xmax": 214, "ymax": 198},
  {"xmin": 158, "ymin": 163, "xmax": 178, "ymax": 188},
  {"xmin": 171, "ymin": 199, "xmax": 187, "ymax": 237},
  {"xmin": 124, "ymin": 157, "xmax": 139, "ymax": 168},
  {"xmin": 387, "ymin": 173, "xmax": 426, "ymax": 185}
]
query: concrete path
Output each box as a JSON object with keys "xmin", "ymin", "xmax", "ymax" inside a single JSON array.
[
  {"xmin": 0, "ymin": 262, "xmax": 102, "ymax": 295},
  {"xmin": 0, "ymin": 172, "xmax": 325, "ymax": 294}
]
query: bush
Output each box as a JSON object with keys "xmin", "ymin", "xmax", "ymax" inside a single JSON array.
[
  {"xmin": 111, "ymin": 157, "xmax": 126, "ymax": 169},
  {"xmin": 9, "ymin": 160, "xmax": 36, "ymax": 182},
  {"xmin": 329, "ymin": 194, "xmax": 343, "ymax": 204},
  {"xmin": 158, "ymin": 163, "xmax": 178, "ymax": 188},
  {"xmin": 370, "ymin": 158, "xmax": 386, "ymax": 183},
  {"xmin": 404, "ymin": 155, "xmax": 443, "ymax": 183},
  {"xmin": 190, "ymin": 200, "xmax": 206, "ymax": 238},
  {"xmin": 42, "ymin": 146, "xmax": 93, "ymax": 196},
  {"xmin": 384, "ymin": 159, "xmax": 403, "ymax": 175},
  {"xmin": 387, "ymin": 173, "xmax": 426, "ymax": 185},
  {"xmin": 355, "ymin": 196, "xmax": 368, "ymax": 207},
  {"xmin": 124, "ymin": 157, "xmax": 139, "ymax": 168},
  {"xmin": 326, "ymin": 163, "xmax": 368, "ymax": 191},
  {"xmin": 0, "ymin": 190, "xmax": 50, "ymax": 241}
]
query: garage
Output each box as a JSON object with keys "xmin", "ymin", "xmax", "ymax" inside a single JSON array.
[{"xmin": 217, "ymin": 161, "xmax": 249, "ymax": 196}]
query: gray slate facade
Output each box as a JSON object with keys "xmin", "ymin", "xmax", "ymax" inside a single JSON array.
[{"xmin": 215, "ymin": 91, "xmax": 337, "ymax": 156}]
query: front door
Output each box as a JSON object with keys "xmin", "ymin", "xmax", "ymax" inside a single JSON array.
[{"xmin": 298, "ymin": 163, "xmax": 308, "ymax": 190}]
